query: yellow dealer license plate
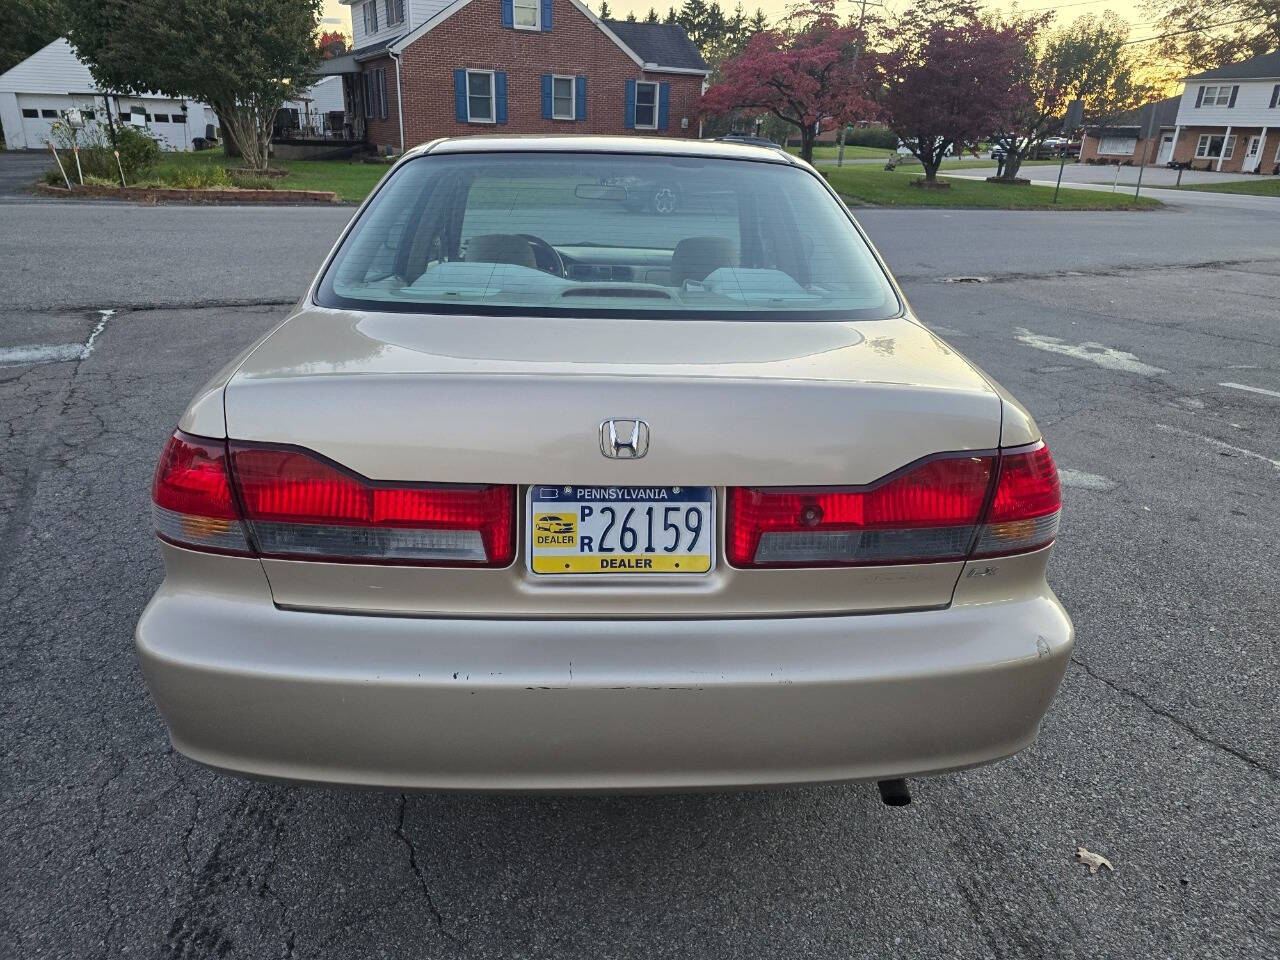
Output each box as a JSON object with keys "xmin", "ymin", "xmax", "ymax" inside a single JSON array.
[{"xmin": 527, "ymin": 485, "xmax": 715, "ymax": 575}]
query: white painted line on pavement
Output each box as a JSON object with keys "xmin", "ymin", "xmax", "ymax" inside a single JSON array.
[
  {"xmin": 1220, "ymin": 381, "xmax": 1280, "ymax": 400},
  {"xmin": 0, "ymin": 343, "xmax": 86, "ymax": 365},
  {"xmin": 1156, "ymin": 424, "xmax": 1280, "ymax": 470},
  {"xmin": 0, "ymin": 309, "xmax": 116, "ymax": 366},
  {"xmin": 1058, "ymin": 469, "xmax": 1116, "ymax": 490},
  {"xmin": 1015, "ymin": 327, "xmax": 1166, "ymax": 376}
]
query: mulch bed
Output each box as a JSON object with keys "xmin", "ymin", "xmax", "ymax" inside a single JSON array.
[{"xmin": 37, "ymin": 183, "xmax": 339, "ymax": 204}]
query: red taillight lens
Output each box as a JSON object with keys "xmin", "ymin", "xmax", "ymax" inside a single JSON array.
[
  {"xmin": 151, "ymin": 431, "xmax": 251, "ymax": 554},
  {"xmin": 229, "ymin": 445, "xmax": 514, "ymax": 566},
  {"xmin": 727, "ymin": 455, "xmax": 995, "ymax": 567},
  {"xmin": 973, "ymin": 443, "xmax": 1061, "ymax": 557},
  {"xmin": 726, "ymin": 443, "xmax": 1061, "ymax": 568}
]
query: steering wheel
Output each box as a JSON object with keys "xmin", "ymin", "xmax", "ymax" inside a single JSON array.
[{"xmin": 517, "ymin": 234, "xmax": 565, "ymax": 278}]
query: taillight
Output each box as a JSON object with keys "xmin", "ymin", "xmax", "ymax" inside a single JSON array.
[
  {"xmin": 726, "ymin": 443, "xmax": 1060, "ymax": 567},
  {"xmin": 151, "ymin": 431, "xmax": 251, "ymax": 554},
  {"xmin": 972, "ymin": 443, "xmax": 1060, "ymax": 558},
  {"xmin": 150, "ymin": 431, "xmax": 515, "ymax": 566},
  {"xmin": 229, "ymin": 444, "xmax": 514, "ymax": 566}
]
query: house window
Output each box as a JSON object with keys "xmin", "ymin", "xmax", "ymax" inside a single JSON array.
[
  {"xmin": 1201, "ymin": 85, "xmax": 1233, "ymax": 107},
  {"xmin": 22, "ymin": 108, "xmax": 38, "ymax": 119},
  {"xmin": 467, "ymin": 70, "xmax": 495, "ymax": 123},
  {"xmin": 513, "ymin": 0, "xmax": 539, "ymax": 29},
  {"xmin": 634, "ymin": 81, "xmax": 658, "ymax": 129},
  {"xmin": 384, "ymin": 0, "xmax": 404, "ymax": 26},
  {"xmin": 365, "ymin": 69, "xmax": 388, "ymax": 119},
  {"xmin": 154, "ymin": 113, "xmax": 169, "ymax": 123},
  {"xmin": 552, "ymin": 75, "xmax": 574, "ymax": 120},
  {"xmin": 363, "ymin": 0, "xmax": 379, "ymax": 33},
  {"xmin": 41, "ymin": 109, "xmax": 58, "ymax": 118},
  {"xmin": 1195, "ymin": 133, "xmax": 1236, "ymax": 158},
  {"xmin": 1097, "ymin": 136, "xmax": 1137, "ymax": 155}
]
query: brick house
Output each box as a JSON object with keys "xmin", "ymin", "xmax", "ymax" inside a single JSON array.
[
  {"xmin": 1078, "ymin": 96, "xmax": 1180, "ymax": 167},
  {"xmin": 1079, "ymin": 50, "xmax": 1280, "ymax": 173},
  {"xmin": 321, "ymin": 0, "xmax": 709, "ymax": 154}
]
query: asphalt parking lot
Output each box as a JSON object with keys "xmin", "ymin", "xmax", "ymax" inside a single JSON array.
[{"xmin": 2, "ymin": 191, "xmax": 1278, "ymax": 959}]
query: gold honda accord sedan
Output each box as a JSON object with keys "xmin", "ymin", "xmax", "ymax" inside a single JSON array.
[{"xmin": 136, "ymin": 137, "xmax": 1072, "ymax": 798}]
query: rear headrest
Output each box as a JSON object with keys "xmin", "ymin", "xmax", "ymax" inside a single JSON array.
[
  {"xmin": 464, "ymin": 234, "xmax": 537, "ymax": 269},
  {"xmin": 671, "ymin": 236, "xmax": 738, "ymax": 287}
]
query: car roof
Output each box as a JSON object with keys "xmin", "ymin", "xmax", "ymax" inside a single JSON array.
[{"xmin": 409, "ymin": 134, "xmax": 800, "ymax": 166}]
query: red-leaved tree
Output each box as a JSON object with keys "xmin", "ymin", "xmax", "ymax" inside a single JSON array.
[
  {"xmin": 875, "ymin": 19, "xmax": 1035, "ymax": 184},
  {"xmin": 700, "ymin": 0, "xmax": 874, "ymax": 162}
]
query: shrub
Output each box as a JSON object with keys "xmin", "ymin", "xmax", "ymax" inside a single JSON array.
[
  {"xmin": 842, "ymin": 126, "xmax": 899, "ymax": 150},
  {"xmin": 228, "ymin": 172, "xmax": 276, "ymax": 189},
  {"xmin": 114, "ymin": 125, "xmax": 162, "ymax": 176},
  {"xmin": 48, "ymin": 117, "xmax": 162, "ymax": 181}
]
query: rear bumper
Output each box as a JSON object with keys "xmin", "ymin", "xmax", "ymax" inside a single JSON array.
[{"xmin": 136, "ymin": 556, "xmax": 1073, "ymax": 792}]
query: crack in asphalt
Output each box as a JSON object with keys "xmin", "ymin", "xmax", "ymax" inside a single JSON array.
[
  {"xmin": 1071, "ymin": 656, "xmax": 1278, "ymax": 783},
  {"xmin": 897, "ymin": 254, "xmax": 1280, "ymax": 288},
  {"xmin": 394, "ymin": 795, "xmax": 464, "ymax": 948}
]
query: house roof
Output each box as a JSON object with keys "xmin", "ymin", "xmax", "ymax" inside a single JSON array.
[
  {"xmin": 602, "ymin": 21, "xmax": 709, "ymax": 72},
  {"xmin": 1091, "ymin": 94, "xmax": 1182, "ymax": 136},
  {"xmin": 1187, "ymin": 49, "xmax": 1280, "ymax": 81},
  {"xmin": 317, "ymin": 34, "xmax": 405, "ymax": 75}
]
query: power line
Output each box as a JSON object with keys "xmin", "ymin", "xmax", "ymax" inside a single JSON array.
[{"xmin": 1121, "ymin": 14, "xmax": 1265, "ymax": 44}]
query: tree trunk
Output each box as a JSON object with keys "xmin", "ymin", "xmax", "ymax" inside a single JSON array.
[
  {"xmin": 1002, "ymin": 152, "xmax": 1025, "ymax": 181},
  {"xmin": 799, "ymin": 125, "xmax": 817, "ymax": 163},
  {"xmin": 920, "ymin": 156, "xmax": 940, "ymax": 182}
]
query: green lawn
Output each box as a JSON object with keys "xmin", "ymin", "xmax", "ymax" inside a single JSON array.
[
  {"xmin": 1175, "ymin": 177, "xmax": 1280, "ymax": 197},
  {"xmin": 788, "ymin": 145, "xmax": 896, "ymax": 161},
  {"xmin": 822, "ymin": 165, "xmax": 1161, "ymax": 210},
  {"xmin": 138, "ymin": 150, "xmax": 387, "ymax": 202}
]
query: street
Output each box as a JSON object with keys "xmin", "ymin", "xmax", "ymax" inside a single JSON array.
[{"xmin": 2, "ymin": 192, "xmax": 1278, "ymax": 959}]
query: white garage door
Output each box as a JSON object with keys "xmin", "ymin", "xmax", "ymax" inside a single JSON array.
[{"xmin": 17, "ymin": 95, "xmax": 66, "ymax": 148}]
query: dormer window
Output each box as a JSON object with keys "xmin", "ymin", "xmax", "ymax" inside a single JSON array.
[
  {"xmin": 513, "ymin": 0, "xmax": 539, "ymax": 29},
  {"xmin": 362, "ymin": 0, "xmax": 378, "ymax": 33}
]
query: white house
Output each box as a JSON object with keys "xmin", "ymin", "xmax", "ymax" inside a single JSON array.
[
  {"xmin": 1079, "ymin": 49, "xmax": 1280, "ymax": 173},
  {"xmin": 0, "ymin": 37, "xmax": 349, "ymax": 150}
]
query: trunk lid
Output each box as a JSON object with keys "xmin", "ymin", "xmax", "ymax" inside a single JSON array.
[{"xmin": 224, "ymin": 308, "xmax": 1001, "ymax": 617}]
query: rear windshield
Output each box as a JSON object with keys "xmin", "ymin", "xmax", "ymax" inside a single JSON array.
[{"xmin": 315, "ymin": 152, "xmax": 900, "ymax": 320}]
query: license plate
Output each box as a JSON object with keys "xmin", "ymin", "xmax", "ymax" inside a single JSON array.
[{"xmin": 527, "ymin": 485, "xmax": 715, "ymax": 575}]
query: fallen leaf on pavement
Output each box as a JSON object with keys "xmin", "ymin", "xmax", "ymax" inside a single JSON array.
[{"xmin": 1075, "ymin": 846, "xmax": 1114, "ymax": 874}]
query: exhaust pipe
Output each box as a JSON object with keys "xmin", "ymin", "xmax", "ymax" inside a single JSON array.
[{"xmin": 877, "ymin": 778, "xmax": 912, "ymax": 806}]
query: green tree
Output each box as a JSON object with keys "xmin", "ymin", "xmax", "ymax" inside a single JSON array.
[
  {"xmin": 1, "ymin": 0, "xmax": 63, "ymax": 74},
  {"xmin": 646, "ymin": 7, "xmax": 660, "ymax": 21},
  {"xmin": 1139, "ymin": 0, "xmax": 1280, "ymax": 74},
  {"xmin": 665, "ymin": 7, "xmax": 679, "ymax": 23},
  {"xmin": 747, "ymin": 7, "xmax": 768, "ymax": 33},
  {"xmin": 598, "ymin": 0, "xmax": 612, "ymax": 17},
  {"xmin": 65, "ymin": 0, "xmax": 321, "ymax": 171},
  {"xmin": 993, "ymin": 12, "xmax": 1153, "ymax": 181}
]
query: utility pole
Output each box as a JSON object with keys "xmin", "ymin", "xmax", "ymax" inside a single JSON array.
[{"xmin": 837, "ymin": 0, "xmax": 882, "ymax": 167}]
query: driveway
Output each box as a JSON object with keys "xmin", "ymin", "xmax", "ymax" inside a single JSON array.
[
  {"xmin": 0, "ymin": 149, "xmax": 52, "ymax": 196},
  {"xmin": 2, "ymin": 199, "xmax": 1279, "ymax": 959}
]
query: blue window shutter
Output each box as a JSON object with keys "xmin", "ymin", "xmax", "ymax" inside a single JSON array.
[
  {"xmin": 1271, "ymin": 84, "xmax": 1279, "ymax": 108},
  {"xmin": 1194, "ymin": 85, "xmax": 1204, "ymax": 107},
  {"xmin": 658, "ymin": 82, "xmax": 670, "ymax": 130},
  {"xmin": 1228, "ymin": 84, "xmax": 1238, "ymax": 107},
  {"xmin": 496, "ymin": 72, "xmax": 508, "ymax": 124},
  {"xmin": 541, "ymin": 75, "xmax": 553, "ymax": 119},
  {"xmin": 575, "ymin": 76, "xmax": 587, "ymax": 121},
  {"xmin": 624, "ymin": 78, "xmax": 636, "ymax": 128},
  {"xmin": 541, "ymin": 0, "xmax": 553, "ymax": 30},
  {"xmin": 501, "ymin": 0, "xmax": 513, "ymax": 28},
  {"xmin": 454, "ymin": 69, "xmax": 467, "ymax": 122}
]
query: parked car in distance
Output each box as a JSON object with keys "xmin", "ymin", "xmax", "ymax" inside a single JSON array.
[
  {"xmin": 897, "ymin": 138, "xmax": 954, "ymax": 157},
  {"xmin": 136, "ymin": 136, "xmax": 1073, "ymax": 797}
]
